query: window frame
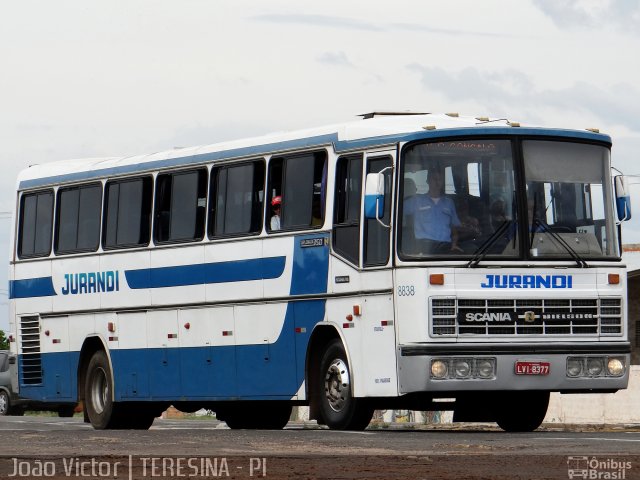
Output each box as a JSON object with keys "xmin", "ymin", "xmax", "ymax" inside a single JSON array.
[
  {"xmin": 54, "ymin": 182, "xmax": 103, "ymax": 256},
  {"xmin": 17, "ymin": 189, "xmax": 54, "ymax": 260},
  {"xmin": 332, "ymin": 154, "xmax": 363, "ymax": 267},
  {"xmin": 0, "ymin": 352, "xmax": 7, "ymax": 372},
  {"xmin": 102, "ymin": 175, "xmax": 153, "ymax": 251},
  {"xmin": 153, "ymin": 167, "xmax": 208, "ymax": 246},
  {"xmin": 208, "ymin": 159, "xmax": 266, "ymax": 240},
  {"xmin": 266, "ymin": 150, "xmax": 327, "ymax": 234}
]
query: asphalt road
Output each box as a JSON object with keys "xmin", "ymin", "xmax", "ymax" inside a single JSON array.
[{"xmin": 1, "ymin": 416, "xmax": 639, "ymax": 479}]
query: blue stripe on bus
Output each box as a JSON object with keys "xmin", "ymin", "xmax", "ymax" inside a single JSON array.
[
  {"xmin": 124, "ymin": 256, "xmax": 286, "ymax": 289},
  {"xmin": 20, "ymin": 234, "xmax": 332, "ymax": 402},
  {"xmin": 18, "ymin": 128, "xmax": 611, "ymax": 190},
  {"xmin": 9, "ymin": 276, "xmax": 57, "ymax": 299}
]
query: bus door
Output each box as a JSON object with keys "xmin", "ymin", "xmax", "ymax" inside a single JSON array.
[
  {"xmin": 330, "ymin": 150, "xmax": 398, "ymax": 397},
  {"xmin": 358, "ymin": 152, "xmax": 397, "ymax": 396}
]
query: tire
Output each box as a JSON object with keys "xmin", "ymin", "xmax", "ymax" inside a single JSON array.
[
  {"xmin": 222, "ymin": 403, "xmax": 292, "ymax": 430},
  {"xmin": 58, "ymin": 405, "xmax": 76, "ymax": 418},
  {"xmin": 317, "ymin": 340, "xmax": 373, "ymax": 430},
  {"xmin": 84, "ymin": 351, "xmax": 155, "ymax": 430},
  {"xmin": 117, "ymin": 404, "xmax": 156, "ymax": 430},
  {"xmin": 85, "ymin": 350, "xmax": 118, "ymax": 429},
  {"xmin": 496, "ymin": 391, "xmax": 549, "ymax": 432},
  {"xmin": 0, "ymin": 391, "xmax": 9, "ymax": 416}
]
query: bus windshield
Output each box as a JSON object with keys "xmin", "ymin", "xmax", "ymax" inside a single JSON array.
[
  {"xmin": 523, "ymin": 140, "xmax": 618, "ymax": 260},
  {"xmin": 398, "ymin": 138, "xmax": 618, "ymax": 260}
]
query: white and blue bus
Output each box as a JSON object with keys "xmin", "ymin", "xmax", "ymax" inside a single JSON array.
[{"xmin": 9, "ymin": 112, "xmax": 633, "ymax": 431}]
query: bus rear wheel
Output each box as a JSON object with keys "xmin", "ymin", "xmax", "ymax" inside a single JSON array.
[
  {"xmin": 317, "ymin": 340, "xmax": 373, "ymax": 430},
  {"xmin": 84, "ymin": 350, "xmax": 156, "ymax": 430},
  {"xmin": 58, "ymin": 405, "xmax": 76, "ymax": 418},
  {"xmin": 220, "ymin": 402, "xmax": 292, "ymax": 430},
  {"xmin": 84, "ymin": 350, "xmax": 118, "ymax": 429},
  {"xmin": 495, "ymin": 391, "xmax": 550, "ymax": 432}
]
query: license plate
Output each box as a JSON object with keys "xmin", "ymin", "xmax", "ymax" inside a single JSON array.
[{"xmin": 515, "ymin": 361, "xmax": 550, "ymax": 375}]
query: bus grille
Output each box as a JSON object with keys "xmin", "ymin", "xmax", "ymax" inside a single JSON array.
[
  {"xmin": 19, "ymin": 316, "xmax": 43, "ymax": 385},
  {"xmin": 430, "ymin": 297, "xmax": 623, "ymax": 337}
]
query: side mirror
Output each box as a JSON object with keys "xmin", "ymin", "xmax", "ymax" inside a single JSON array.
[
  {"xmin": 615, "ymin": 176, "xmax": 632, "ymax": 222},
  {"xmin": 364, "ymin": 173, "xmax": 385, "ymax": 219},
  {"xmin": 8, "ymin": 356, "xmax": 16, "ymax": 365}
]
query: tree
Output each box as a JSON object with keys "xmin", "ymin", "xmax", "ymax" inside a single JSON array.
[{"xmin": 0, "ymin": 330, "xmax": 9, "ymax": 350}]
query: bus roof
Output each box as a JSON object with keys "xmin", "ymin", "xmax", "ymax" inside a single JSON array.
[{"xmin": 17, "ymin": 113, "xmax": 612, "ymax": 190}]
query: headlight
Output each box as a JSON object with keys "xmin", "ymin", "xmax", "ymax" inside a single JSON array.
[
  {"xmin": 454, "ymin": 360, "xmax": 471, "ymax": 378},
  {"xmin": 566, "ymin": 358, "xmax": 583, "ymax": 377},
  {"xmin": 476, "ymin": 359, "xmax": 495, "ymax": 379},
  {"xmin": 431, "ymin": 360, "xmax": 448, "ymax": 379},
  {"xmin": 587, "ymin": 357, "xmax": 604, "ymax": 376},
  {"xmin": 607, "ymin": 358, "xmax": 625, "ymax": 377}
]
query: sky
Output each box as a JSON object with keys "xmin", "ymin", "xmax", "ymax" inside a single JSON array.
[{"xmin": 1, "ymin": 0, "xmax": 640, "ymax": 331}]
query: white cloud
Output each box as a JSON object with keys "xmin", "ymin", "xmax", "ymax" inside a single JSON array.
[
  {"xmin": 407, "ymin": 65, "xmax": 640, "ymax": 133},
  {"xmin": 316, "ymin": 51, "xmax": 355, "ymax": 68},
  {"xmin": 533, "ymin": 0, "xmax": 640, "ymax": 34},
  {"xmin": 251, "ymin": 14, "xmax": 383, "ymax": 31}
]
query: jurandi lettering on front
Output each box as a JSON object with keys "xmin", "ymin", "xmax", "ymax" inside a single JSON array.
[{"xmin": 480, "ymin": 274, "xmax": 573, "ymax": 289}]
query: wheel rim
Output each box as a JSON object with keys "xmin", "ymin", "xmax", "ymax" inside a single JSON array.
[
  {"xmin": 324, "ymin": 358, "xmax": 350, "ymax": 412},
  {"xmin": 90, "ymin": 367, "xmax": 109, "ymax": 415},
  {"xmin": 0, "ymin": 393, "xmax": 7, "ymax": 414}
]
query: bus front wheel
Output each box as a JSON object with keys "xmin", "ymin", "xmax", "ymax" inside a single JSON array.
[
  {"xmin": 495, "ymin": 391, "xmax": 550, "ymax": 432},
  {"xmin": 221, "ymin": 402, "xmax": 292, "ymax": 430},
  {"xmin": 317, "ymin": 340, "xmax": 373, "ymax": 430}
]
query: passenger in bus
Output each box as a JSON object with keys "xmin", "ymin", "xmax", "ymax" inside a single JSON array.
[
  {"xmin": 404, "ymin": 169, "xmax": 462, "ymax": 253},
  {"xmin": 270, "ymin": 196, "xmax": 282, "ymax": 230}
]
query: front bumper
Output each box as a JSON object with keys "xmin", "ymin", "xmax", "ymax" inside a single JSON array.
[{"xmin": 398, "ymin": 342, "xmax": 631, "ymax": 393}]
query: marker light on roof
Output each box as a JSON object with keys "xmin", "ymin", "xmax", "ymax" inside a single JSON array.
[
  {"xmin": 422, "ymin": 125, "xmax": 436, "ymax": 130},
  {"xmin": 508, "ymin": 122, "xmax": 521, "ymax": 127},
  {"xmin": 445, "ymin": 112, "xmax": 459, "ymax": 117},
  {"xmin": 476, "ymin": 117, "xmax": 490, "ymax": 122},
  {"xmin": 586, "ymin": 128, "xmax": 600, "ymax": 133}
]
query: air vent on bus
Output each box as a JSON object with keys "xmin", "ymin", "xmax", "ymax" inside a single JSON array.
[
  {"xmin": 19, "ymin": 316, "xmax": 43, "ymax": 385},
  {"xmin": 430, "ymin": 297, "xmax": 623, "ymax": 337}
]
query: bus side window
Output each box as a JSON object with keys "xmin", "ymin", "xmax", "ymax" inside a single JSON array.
[
  {"xmin": 103, "ymin": 177, "xmax": 152, "ymax": 249},
  {"xmin": 55, "ymin": 184, "xmax": 102, "ymax": 255},
  {"xmin": 267, "ymin": 151, "xmax": 327, "ymax": 232},
  {"xmin": 18, "ymin": 190, "xmax": 54, "ymax": 259},
  {"xmin": 332, "ymin": 154, "xmax": 363, "ymax": 265},
  {"xmin": 209, "ymin": 160, "xmax": 265, "ymax": 237},
  {"xmin": 154, "ymin": 169, "xmax": 207, "ymax": 244}
]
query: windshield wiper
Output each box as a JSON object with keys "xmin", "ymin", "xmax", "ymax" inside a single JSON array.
[
  {"xmin": 467, "ymin": 219, "xmax": 514, "ymax": 268},
  {"xmin": 530, "ymin": 218, "xmax": 588, "ymax": 268}
]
